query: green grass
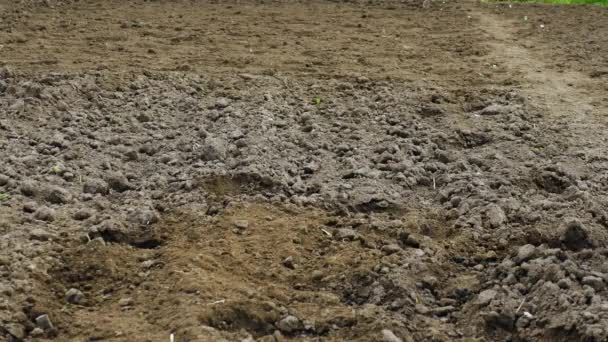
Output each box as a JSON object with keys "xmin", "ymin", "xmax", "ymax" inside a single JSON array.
[{"xmin": 508, "ymin": 0, "xmax": 608, "ymax": 5}]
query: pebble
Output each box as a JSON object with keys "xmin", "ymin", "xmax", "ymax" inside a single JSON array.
[
  {"xmin": 421, "ymin": 276, "xmax": 438, "ymax": 290},
  {"xmin": 65, "ymin": 288, "xmax": 85, "ymax": 304},
  {"xmin": 141, "ymin": 259, "xmax": 160, "ymax": 269},
  {"xmin": 35, "ymin": 314, "xmax": 54, "ymax": 330},
  {"xmin": 83, "ymin": 179, "xmax": 109, "ymax": 195},
  {"xmin": 215, "ymin": 97, "xmax": 230, "ymax": 109},
  {"xmin": 582, "ymin": 276, "xmax": 604, "ymax": 290},
  {"xmin": 515, "ymin": 244, "xmax": 536, "ymax": 264},
  {"xmin": 486, "ymin": 204, "xmax": 506, "ymax": 228},
  {"xmin": 311, "ymin": 270, "xmax": 324, "ymax": 280},
  {"xmin": 119, "ymin": 297, "xmax": 133, "ymax": 307},
  {"xmin": 233, "ymin": 220, "xmax": 249, "ymax": 230},
  {"xmin": 106, "ymin": 173, "xmax": 132, "ymax": 192},
  {"xmin": 334, "ymin": 228, "xmax": 358, "ymax": 241},
  {"xmin": 403, "ymin": 235, "xmax": 420, "ymax": 248},
  {"xmin": 282, "ymin": 256, "xmax": 295, "ymax": 269},
  {"xmin": 4, "ymin": 323, "xmax": 26, "ymax": 339},
  {"xmin": 382, "ymin": 329, "xmax": 403, "ymax": 342},
  {"xmin": 45, "ymin": 186, "xmax": 72, "ymax": 204},
  {"xmin": 557, "ymin": 278, "xmax": 572, "ymax": 289},
  {"xmin": 23, "ymin": 201, "xmax": 37, "ymax": 213},
  {"xmin": 30, "ymin": 228, "xmax": 53, "ymax": 241},
  {"xmin": 431, "ymin": 305, "xmax": 455, "ymax": 316},
  {"xmin": 126, "ymin": 208, "xmax": 159, "ymax": 226},
  {"xmin": 34, "ymin": 206, "xmax": 56, "ymax": 222},
  {"xmin": 30, "ymin": 327, "xmax": 44, "ymax": 337},
  {"xmin": 381, "ymin": 244, "xmax": 402, "ymax": 255},
  {"xmin": 0, "ymin": 174, "xmax": 8, "ymax": 186},
  {"xmin": 479, "ymin": 104, "xmax": 512, "ymax": 116},
  {"xmin": 73, "ymin": 208, "xmax": 93, "ymax": 221},
  {"xmin": 275, "ymin": 315, "xmax": 303, "ymax": 333},
  {"xmin": 20, "ymin": 181, "xmax": 38, "ymax": 197},
  {"xmin": 199, "ymin": 137, "xmax": 228, "ymax": 161},
  {"xmin": 476, "ymin": 289, "xmax": 497, "ymax": 306}
]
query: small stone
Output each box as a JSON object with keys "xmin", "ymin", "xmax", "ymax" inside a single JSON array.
[
  {"xmin": 83, "ymin": 179, "xmax": 109, "ymax": 195},
  {"xmin": 334, "ymin": 228, "xmax": 358, "ymax": 241},
  {"xmin": 273, "ymin": 330, "xmax": 286, "ymax": 342},
  {"xmin": 582, "ymin": 276, "xmax": 604, "ymax": 290},
  {"xmin": 49, "ymin": 133, "xmax": 66, "ymax": 147},
  {"xmin": 73, "ymin": 208, "xmax": 93, "ymax": 221},
  {"xmin": 30, "ymin": 327, "xmax": 44, "ymax": 337},
  {"xmin": 45, "ymin": 186, "xmax": 72, "ymax": 204},
  {"xmin": 23, "ymin": 201, "xmax": 37, "ymax": 213},
  {"xmin": 431, "ymin": 306, "xmax": 455, "ymax": 316},
  {"xmin": 515, "ymin": 244, "xmax": 536, "ymax": 264},
  {"xmin": 118, "ymin": 297, "xmax": 133, "ymax": 307},
  {"xmin": 275, "ymin": 315, "xmax": 303, "ymax": 333},
  {"xmin": 382, "ymin": 244, "xmax": 402, "ymax": 255},
  {"xmin": 421, "ymin": 276, "xmax": 438, "ymax": 290},
  {"xmin": 0, "ymin": 174, "xmax": 9, "ymax": 186},
  {"xmin": 126, "ymin": 209, "xmax": 159, "ymax": 226},
  {"xmin": 311, "ymin": 270, "xmax": 324, "ymax": 280},
  {"xmin": 403, "ymin": 234, "xmax": 420, "ymax": 248},
  {"xmin": 88, "ymin": 237, "xmax": 106, "ymax": 247},
  {"xmin": 215, "ymin": 97, "xmax": 230, "ymax": 109},
  {"xmin": 477, "ymin": 289, "xmax": 497, "ymax": 306},
  {"xmin": 479, "ymin": 104, "xmax": 512, "ymax": 116},
  {"xmin": 233, "ymin": 220, "xmax": 249, "ymax": 230},
  {"xmin": 199, "ymin": 137, "xmax": 228, "ymax": 161},
  {"xmin": 381, "ymin": 329, "xmax": 403, "ymax": 342},
  {"xmin": 35, "ymin": 314, "xmax": 54, "ymax": 330},
  {"xmin": 303, "ymin": 162, "xmax": 319, "ymax": 174},
  {"xmin": 141, "ymin": 259, "xmax": 160, "ymax": 269},
  {"xmin": 5, "ymin": 323, "xmax": 26, "ymax": 339},
  {"xmin": 34, "ymin": 206, "xmax": 56, "ymax": 222},
  {"xmin": 20, "ymin": 181, "xmax": 38, "ymax": 197},
  {"xmin": 136, "ymin": 112, "xmax": 152, "ymax": 123},
  {"xmin": 30, "ymin": 228, "xmax": 53, "ymax": 241},
  {"xmin": 65, "ymin": 288, "xmax": 85, "ymax": 304},
  {"xmin": 486, "ymin": 205, "xmax": 506, "ymax": 228},
  {"xmin": 557, "ymin": 278, "xmax": 572, "ymax": 289},
  {"xmin": 282, "ymin": 256, "xmax": 295, "ymax": 269},
  {"xmin": 106, "ymin": 173, "xmax": 132, "ymax": 192},
  {"xmin": 415, "ymin": 304, "xmax": 430, "ymax": 315}
]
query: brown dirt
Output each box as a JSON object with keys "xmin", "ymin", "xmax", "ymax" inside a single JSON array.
[{"xmin": 2, "ymin": 0, "xmax": 608, "ymax": 342}]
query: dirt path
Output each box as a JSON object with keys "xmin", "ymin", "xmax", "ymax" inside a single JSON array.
[{"xmin": 473, "ymin": 3, "xmax": 604, "ymax": 123}]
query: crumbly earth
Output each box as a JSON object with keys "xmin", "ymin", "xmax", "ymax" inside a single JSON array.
[{"xmin": 1, "ymin": 0, "xmax": 608, "ymax": 341}]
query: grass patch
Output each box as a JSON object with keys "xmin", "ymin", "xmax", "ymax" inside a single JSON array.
[{"xmin": 507, "ymin": 0, "xmax": 608, "ymax": 5}]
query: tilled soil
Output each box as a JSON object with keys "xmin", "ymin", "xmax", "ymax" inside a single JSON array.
[{"xmin": 1, "ymin": 0, "xmax": 608, "ymax": 341}]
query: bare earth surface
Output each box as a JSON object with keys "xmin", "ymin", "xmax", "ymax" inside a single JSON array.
[{"xmin": 1, "ymin": 0, "xmax": 608, "ymax": 341}]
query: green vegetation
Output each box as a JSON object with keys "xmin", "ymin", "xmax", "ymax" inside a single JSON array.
[
  {"xmin": 0, "ymin": 193, "xmax": 9, "ymax": 201},
  {"xmin": 50, "ymin": 164, "xmax": 62, "ymax": 174},
  {"xmin": 508, "ymin": 0, "xmax": 608, "ymax": 5}
]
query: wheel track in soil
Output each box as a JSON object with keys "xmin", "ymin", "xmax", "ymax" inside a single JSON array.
[{"xmin": 470, "ymin": 1, "xmax": 607, "ymax": 134}]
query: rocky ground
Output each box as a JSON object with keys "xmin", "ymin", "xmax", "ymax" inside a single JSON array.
[{"xmin": 1, "ymin": 0, "xmax": 608, "ymax": 341}]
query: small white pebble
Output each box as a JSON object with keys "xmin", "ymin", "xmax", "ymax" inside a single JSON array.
[{"xmin": 524, "ymin": 311, "xmax": 534, "ymax": 318}]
